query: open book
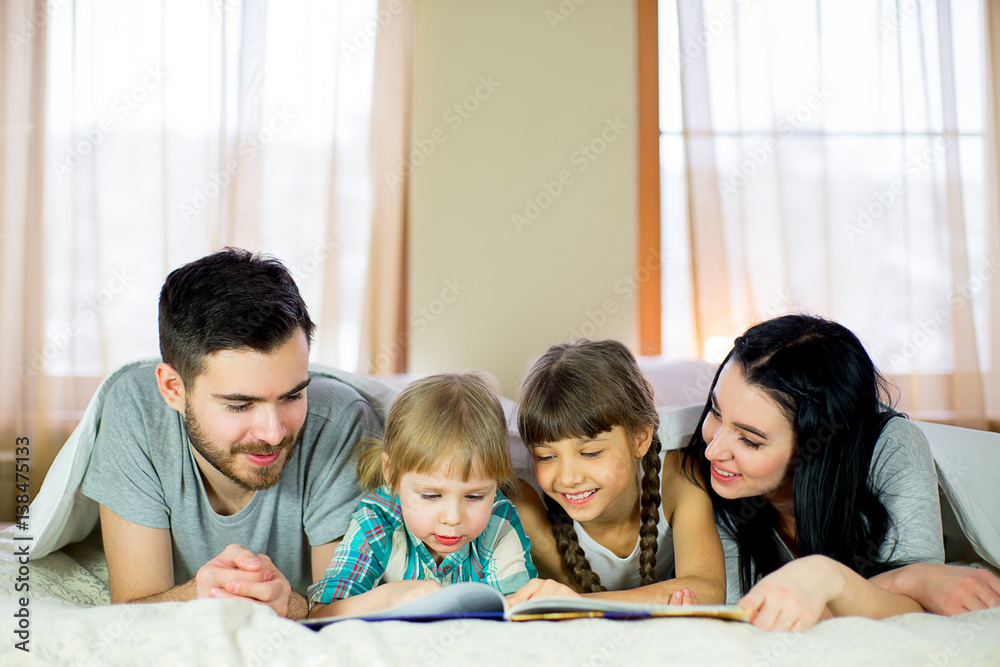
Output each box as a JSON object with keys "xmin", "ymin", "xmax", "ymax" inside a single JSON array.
[{"xmin": 302, "ymin": 582, "xmax": 751, "ymax": 626}]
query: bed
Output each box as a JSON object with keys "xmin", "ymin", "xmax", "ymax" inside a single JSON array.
[
  {"xmin": 2, "ymin": 530, "xmax": 999, "ymax": 666},
  {"xmin": 3, "ymin": 360, "xmax": 999, "ymax": 666}
]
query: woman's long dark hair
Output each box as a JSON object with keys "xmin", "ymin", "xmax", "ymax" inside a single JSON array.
[
  {"xmin": 682, "ymin": 315, "xmax": 903, "ymax": 595},
  {"xmin": 518, "ymin": 339, "xmax": 663, "ymax": 593}
]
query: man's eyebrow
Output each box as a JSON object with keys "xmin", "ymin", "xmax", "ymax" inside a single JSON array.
[
  {"xmin": 710, "ymin": 390, "xmax": 769, "ymax": 440},
  {"xmin": 212, "ymin": 377, "xmax": 311, "ymax": 403}
]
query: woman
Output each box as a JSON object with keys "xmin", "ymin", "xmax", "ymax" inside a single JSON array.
[{"xmin": 683, "ymin": 314, "xmax": 1000, "ymax": 630}]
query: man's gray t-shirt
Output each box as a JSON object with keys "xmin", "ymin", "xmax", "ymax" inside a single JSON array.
[
  {"xmin": 81, "ymin": 361, "xmax": 379, "ymax": 594},
  {"xmin": 719, "ymin": 416, "xmax": 945, "ymax": 602}
]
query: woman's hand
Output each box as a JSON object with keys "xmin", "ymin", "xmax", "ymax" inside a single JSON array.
[
  {"xmin": 738, "ymin": 555, "xmax": 843, "ymax": 631},
  {"xmin": 507, "ymin": 578, "xmax": 579, "ymax": 606},
  {"xmin": 873, "ymin": 563, "xmax": 1000, "ymax": 615}
]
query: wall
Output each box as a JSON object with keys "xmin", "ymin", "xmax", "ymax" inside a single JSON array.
[{"xmin": 409, "ymin": 0, "xmax": 640, "ymax": 395}]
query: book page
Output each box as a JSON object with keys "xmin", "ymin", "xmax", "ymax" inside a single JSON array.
[
  {"xmin": 303, "ymin": 582, "xmax": 508, "ymax": 626},
  {"xmin": 508, "ymin": 597, "xmax": 751, "ymax": 622}
]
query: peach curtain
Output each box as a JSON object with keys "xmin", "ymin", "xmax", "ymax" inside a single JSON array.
[
  {"xmin": 1, "ymin": 0, "xmax": 50, "ymax": 472},
  {"xmin": 985, "ymin": 0, "xmax": 1000, "ymax": 429},
  {"xmin": 360, "ymin": 0, "xmax": 413, "ymax": 375}
]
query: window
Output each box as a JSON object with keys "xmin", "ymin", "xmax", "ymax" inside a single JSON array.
[
  {"xmin": 645, "ymin": 0, "xmax": 996, "ymax": 423},
  {"xmin": 41, "ymin": 0, "xmax": 377, "ymax": 378}
]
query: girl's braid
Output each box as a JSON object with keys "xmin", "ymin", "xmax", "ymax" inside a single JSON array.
[
  {"xmin": 637, "ymin": 434, "xmax": 662, "ymax": 585},
  {"xmin": 544, "ymin": 495, "xmax": 607, "ymax": 593}
]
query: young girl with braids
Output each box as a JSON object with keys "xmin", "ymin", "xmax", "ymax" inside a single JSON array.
[
  {"xmin": 507, "ymin": 340, "xmax": 725, "ymax": 605},
  {"xmin": 308, "ymin": 372, "xmax": 537, "ymax": 618}
]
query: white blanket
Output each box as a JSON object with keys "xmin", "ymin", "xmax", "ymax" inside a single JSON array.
[{"xmin": 6, "ymin": 603, "xmax": 1000, "ymax": 666}]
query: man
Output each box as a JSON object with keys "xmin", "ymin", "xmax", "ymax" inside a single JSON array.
[{"xmin": 81, "ymin": 248, "xmax": 378, "ymax": 619}]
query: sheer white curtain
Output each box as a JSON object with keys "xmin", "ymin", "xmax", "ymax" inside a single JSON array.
[
  {"xmin": 2, "ymin": 0, "xmax": 411, "ymax": 480},
  {"xmin": 660, "ymin": 0, "xmax": 999, "ymax": 428}
]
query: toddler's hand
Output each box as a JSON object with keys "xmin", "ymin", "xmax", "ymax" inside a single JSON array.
[
  {"xmin": 385, "ymin": 580, "xmax": 442, "ymax": 607},
  {"xmin": 308, "ymin": 580, "xmax": 443, "ymax": 619},
  {"xmin": 507, "ymin": 578, "xmax": 579, "ymax": 605}
]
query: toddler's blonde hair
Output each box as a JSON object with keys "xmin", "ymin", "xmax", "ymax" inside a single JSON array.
[{"xmin": 356, "ymin": 371, "xmax": 514, "ymax": 493}]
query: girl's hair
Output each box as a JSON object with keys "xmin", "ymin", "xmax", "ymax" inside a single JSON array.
[
  {"xmin": 682, "ymin": 314, "xmax": 903, "ymax": 595},
  {"xmin": 517, "ymin": 339, "xmax": 662, "ymax": 593},
  {"xmin": 356, "ymin": 372, "xmax": 515, "ymax": 493}
]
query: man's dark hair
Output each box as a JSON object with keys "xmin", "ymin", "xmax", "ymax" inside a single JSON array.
[{"xmin": 158, "ymin": 247, "xmax": 314, "ymax": 387}]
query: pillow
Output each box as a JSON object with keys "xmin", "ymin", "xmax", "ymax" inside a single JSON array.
[
  {"xmin": 915, "ymin": 420, "xmax": 1000, "ymax": 569},
  {"xmin": 637, "ymin": 357, "xmax": 716, "ymax": 407},
  {"xmin": 658, "ymin": 403, "xmax": 705, "ymax": 451},
  {"xmin": 26, "ymin": 359, "xmax": 155, "ymax": 558}
]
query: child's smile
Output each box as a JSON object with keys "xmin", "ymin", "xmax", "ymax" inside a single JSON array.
[
  {"xmin": 532, "ymin": 425, "xmax": 650, "ymax": 527},
  {"xmin": 561, "ymin": 488, "xmax": 599, "ymax": 504}
]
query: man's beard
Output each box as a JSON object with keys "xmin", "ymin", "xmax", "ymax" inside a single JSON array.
[{"xmin": 184, "ymin": 399, "xmax": 301, "ymax": 492}]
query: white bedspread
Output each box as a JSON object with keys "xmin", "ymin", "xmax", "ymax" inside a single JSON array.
[{"xmin": 3, "ymin": 529, "xmax": 999, "ymax": 667}]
